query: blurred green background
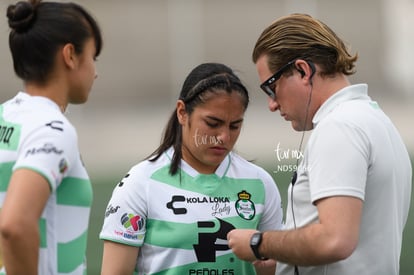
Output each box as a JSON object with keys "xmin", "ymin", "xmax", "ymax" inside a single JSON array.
[{"xmin": 86, "ymin": 160, "xmax": 414, "ymax": 275}]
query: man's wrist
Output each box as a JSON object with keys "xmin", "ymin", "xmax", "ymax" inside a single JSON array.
[{"xmin": 250, "ymin": 231, "xmax": 268, "ymax": 260}]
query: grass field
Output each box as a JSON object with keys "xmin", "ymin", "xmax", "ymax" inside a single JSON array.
[{"xmin": 86, "ymin": 163, "xmax": 414, "ymax": 275}]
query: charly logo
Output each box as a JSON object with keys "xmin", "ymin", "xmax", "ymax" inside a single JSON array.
[
  {"xmin": 235, "ymin": 190, "xmax": 255, "ymax": 220},
  {"xmin": 45, "ymin": 120, "xmax": 64, "ymax": 131},
  {"xmin": 166, "ymin": 195, "xmax": 187, "ymax": 215},
  {"xmin": 118, "ymin": 173, "xmax": 130, "ymax": 187}
]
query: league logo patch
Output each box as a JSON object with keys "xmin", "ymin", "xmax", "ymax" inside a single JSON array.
[
  {"xmin": 235, "ymin": 190, "xmax": 255, "ymax": 220},
  {"xmin": 121, "ymin": 213, "xmax": 145, "ymax": 231}
]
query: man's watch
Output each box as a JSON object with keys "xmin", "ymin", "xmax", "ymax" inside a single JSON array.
[{"xmin": 250, "ymin": 232, "xmax": 268, "ymax": 260}]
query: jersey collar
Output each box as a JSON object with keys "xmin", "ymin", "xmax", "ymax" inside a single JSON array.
[
  {"xmin": 312, "ymin": 84, "xmax": 370, "ymax": 127},
  {"xmin": 165, "ymin": 147, "xmax": 231, "ymax": 178}
]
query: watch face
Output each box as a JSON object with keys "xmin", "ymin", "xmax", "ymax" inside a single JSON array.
[{"xmin": 251, "ymin": 233, "xmax": 261, "ymax": 245}]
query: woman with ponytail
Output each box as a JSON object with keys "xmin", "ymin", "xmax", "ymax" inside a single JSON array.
[
  {"xmin": 100, "ymin": 63, "xmax": 283, "ymax": 275},
  {"xmin": 0, "ymin": 1, "xmax": 102, "ymax": 274}
]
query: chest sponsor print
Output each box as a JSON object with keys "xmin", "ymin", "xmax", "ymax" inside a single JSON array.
[{"xmin": 166, "ymin": 195, "xmax": 231, "ymax": 217}]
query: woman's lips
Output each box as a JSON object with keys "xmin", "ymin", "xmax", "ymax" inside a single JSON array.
[{"xmin": 209, "ymin": 146, "xmax": 227, "ymax": 154}]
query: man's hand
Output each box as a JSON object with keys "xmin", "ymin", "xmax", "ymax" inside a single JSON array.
[{"xmin": 227, "ymin": 229, "xmax": 257, "ymax": 262}]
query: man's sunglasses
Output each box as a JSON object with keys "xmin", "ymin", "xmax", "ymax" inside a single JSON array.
[{"xmin": 260, "ymin": 59, "xmax": 297, "ymax": 99}]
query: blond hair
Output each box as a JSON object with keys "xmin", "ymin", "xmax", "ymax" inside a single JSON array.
[{"xmin": 252, "ymin": 13, "xmax": 357, "ymax": 76}]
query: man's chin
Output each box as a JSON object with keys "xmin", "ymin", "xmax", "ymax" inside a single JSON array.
[{"xmin": 291, "ymin": 121, "xmax": 312, "ymax": 132}]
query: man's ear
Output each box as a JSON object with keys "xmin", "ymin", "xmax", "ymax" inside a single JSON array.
[
  {"xmin": 176, "ymin": 100, "xmax": 187, "ymax": 125},
  {"xmin": 295, "ymin": 59, "xmax": 315, "ymax": 83},
  {"xmin": 62, "ymin": 43, "xmax": 76, "ymax": 70}
]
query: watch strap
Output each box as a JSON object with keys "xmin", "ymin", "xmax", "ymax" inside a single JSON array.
[{"xmin": 250, "ymin": 232, "xmax": 268, "ymax": 260}]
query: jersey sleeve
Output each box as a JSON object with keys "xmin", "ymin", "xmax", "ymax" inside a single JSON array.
[
  {"xmin": 257, "ymin": 168, "xmax": 284, "ymax": 231},
  {"xmin": 13, "ymin": 119, "xmax": 79, "ymax": 191},
  {"xmin": 99, "ymin": 164, "xmax": 148, "ymax": 247}
]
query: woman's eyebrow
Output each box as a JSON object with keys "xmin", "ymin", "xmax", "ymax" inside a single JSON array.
[{"xmin": 205, "ymin": 116, "xmax": 244, "ymax": 124}]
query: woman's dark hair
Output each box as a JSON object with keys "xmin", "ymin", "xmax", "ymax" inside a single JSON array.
[
  {"xmin": 148, "ymin": 63, "xmax": 250, "ymax": 175},
  {"xmin": 7, "ymin": 0, "xmax": 103, "ymax": 84}
]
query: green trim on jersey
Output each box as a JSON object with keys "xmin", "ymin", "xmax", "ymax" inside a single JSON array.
[
  {"xmin": 145, "ymin": 219, "xmax": 199, "ymax": 249},
  {"xmin": 0, "ymin": 162, "xmax": 13, "ymax": 191},
  {"xmin": 100, "ymin": 237, "xmax": 141, "ymax": 247},
  {"xmin": 58, "ymin": 230, "xmax": 88, "ymax": 273},
  {"xmin": 151, "ymin": 165, "xmax": 266, "ymax": 199},
  {"xmin": 39, "ymin": 218, "xmax": 47, "ymax": 248},
  {"xmin": 57, "ymin": 177, "xmax": 93, "ymax": 207},
  {"xmin": 144, "ymin": 214, "xmax": 264, "ymax": 250}
]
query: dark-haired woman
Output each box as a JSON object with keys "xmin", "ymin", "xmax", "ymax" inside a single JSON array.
[
  {"xmin": 0, "ymin": 0, "xmax": 102, "ymax": 274},
  {"xmin": 100, "ymin": 63, "xmax": 283, "ymax": 275}
]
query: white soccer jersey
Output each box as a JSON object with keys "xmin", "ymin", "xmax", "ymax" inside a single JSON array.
[
  {"xmin": 0, "ymin": 92, "xmax": 92, "ymax": 275},
  {"xmin": 278, "ymin": 84, "xmax": 412, "ymax": 275},
  {"xmin": 100, "ymin": 147, "xmax": 283, "ymax": 275}
]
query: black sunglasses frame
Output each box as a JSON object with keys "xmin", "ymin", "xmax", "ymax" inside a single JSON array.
[{"xmin": 260, "ymin": 59, "xmax": 297, "ymax": 99}]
